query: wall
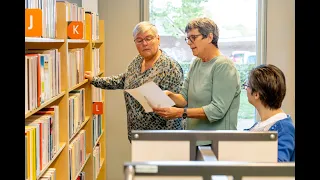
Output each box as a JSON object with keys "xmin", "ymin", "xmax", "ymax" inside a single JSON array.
[
  {"xmin": 98, "ymin": 0, "xmax": 140, "ymax": 180},
  {"xmin": 82, "ymin": 0, "xmax": 98, "ymax": 13},
  {"xmin": 66, "ymin": 0, "xmax": 81, "ymax": 6},
  {"xmin": 266, "ymin": 0, "xmax": 295, "ymax": 124}
]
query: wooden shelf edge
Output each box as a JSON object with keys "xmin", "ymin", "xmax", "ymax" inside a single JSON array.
[
  {"xmin": 97, "ymin": 71, "xmax": 103, "ymax": 76},
  {"xmin": 25, "ymin": 92, "xmax": 66, "ymax": 118},
  {"xmin": 93, "ymin": 130, "xmax": 104, "ymax": 148},
  {"xmin": 92, "ymin": 40, "xmax": 103, "ymax": 44},
  {"xmin": 73, "ymin": 153, "xmax": 91, "ymax": 180},
  {"xmin": 92, "ymin": 41, "xmax": 103, "ymax": 48},
  {"xmin": 68, "ymin": 39, "xmax": 89, "ymax": 43},
  {"xmin": 25, "ymin": 37, "xmax": 64, "ymax": 43},
  {"xmin": 95, "ymin": 158, "xmax": 105, "ymax": 179},
  {"xmin": 69, "ymin": 116, "xmax": 90, "ymax": 143},
  {"xmin": 37, "ymin": 142, "xmax": 66, "ymax": 179},
  {"xmin": 68, "ymin": 80, "xmax": 88, "ymax": 92}
]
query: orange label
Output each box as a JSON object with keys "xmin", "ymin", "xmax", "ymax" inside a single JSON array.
[
  {"xmin": 25, "ymin": 9, "xmax": 42, "ymax": 37},
  {"xmin": 67, "ymin": 21, "xmax": 83, "ymax": 39},
  {"xmin": 93, "ymin": 102, "xmax": 103, "ymax": 114}
]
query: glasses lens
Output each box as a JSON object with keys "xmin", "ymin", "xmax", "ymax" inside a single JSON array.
[
  {"xmin": 145, "ymin": 36, "xmax": 153, "ymax": 41},
  {"xmin": 135, "ymin": 36, "xmax": 155, "ymax": 44},
  {"xmin": 135, "ymin": 39, "xmax": 142, "ymax": 44}
]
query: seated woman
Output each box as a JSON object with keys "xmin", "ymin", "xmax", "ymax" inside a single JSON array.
[{"xmin": 243, "ymin": 64, "xmax": 295, "ymax": 162}]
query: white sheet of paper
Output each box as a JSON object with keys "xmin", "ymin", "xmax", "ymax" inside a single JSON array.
[{"xmin": 125, "ymin": 81, "xmax": 175, "ymax": 112}]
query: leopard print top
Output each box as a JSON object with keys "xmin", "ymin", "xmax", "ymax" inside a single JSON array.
[{"xmin": 91, "ymin": 50, "xmax": 184, "ymax": 141}]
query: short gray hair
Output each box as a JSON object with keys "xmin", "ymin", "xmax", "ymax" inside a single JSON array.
[
  {"xmin": 185, "ymin": 17, "xmax": 219, "ymax": 48},
  {"xmin": 132, "ymin": 21, "xmax": 158, "ymax": 38}
]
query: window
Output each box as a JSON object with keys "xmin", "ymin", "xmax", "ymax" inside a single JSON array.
[{"xmin": 147, "ymin": 0, "xmax": 266, "ymax": 130}]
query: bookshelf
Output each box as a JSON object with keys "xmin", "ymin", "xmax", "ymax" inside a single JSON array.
[{"xmin": 25, "ymin": 1, "xmax": 106, "ymax": 180}]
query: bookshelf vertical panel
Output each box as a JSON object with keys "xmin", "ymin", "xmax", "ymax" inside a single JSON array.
[
  {"xmin": 58, "ymin": 94, "xmax": 69, "ymax": 144},
  {"xmin": 56, "ymin": 2, "xmax": 68, "ymax": 40},
  {"xmin": 51, "ymin": 146, "xmax": 69, "ymax": 180},
  {"xmin": 56, "ymin": 2, "xmax": 69, "ymax": 92},
  {"xmin": 83, "ymin": 115, "xmax": 93, "ymax": 159},
  {"xmin": 98, "ymin": 19, "xmax": 106, "ymax": 180},
  {"xmin": 96, "ymin": 134, "xmax": 106, "ymax": 180},
  {"xmin": 83, "ymin": 155, "xmax": 94, "ymax": 180},
  {"xmin": 85, "ymin": 13, "xmax": 92, "ymax": 41},
  {"xmin": 96, "ymin": 161, "xmax": 106, "ymax": 180},
  {"xmin": 59, "ymin": 43, "xmax": 69, "ymax": 93},
  {"xmin": 99, "ymin": 20, "xmax": 105, "ymax": 74},
  {"xmin": 84, "ymin": 39, "xmax": 93, "ymax": 112}
]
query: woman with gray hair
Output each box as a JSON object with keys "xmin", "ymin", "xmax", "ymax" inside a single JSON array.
[
  {"xmin": 84, "ymin": 21, "xmax": 184, "ymax": 142},
  {"xmin": 153, "ymin": 17, "xmax": 241, "ymax": 147}
]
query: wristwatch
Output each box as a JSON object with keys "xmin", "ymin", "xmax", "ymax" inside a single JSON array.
[{"xmin": 182, "ymin": 108, "xmax": 187, "ymax": 119}]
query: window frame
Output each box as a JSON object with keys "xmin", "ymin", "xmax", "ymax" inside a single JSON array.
[{"xmin": 141, "ymin": 0, "xmax": 267, "ymax": 123}]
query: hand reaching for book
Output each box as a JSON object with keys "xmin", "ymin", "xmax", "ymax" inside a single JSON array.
[{"xmin": 84, "ymin": 71, "xmax": 93, "ymax": 82}]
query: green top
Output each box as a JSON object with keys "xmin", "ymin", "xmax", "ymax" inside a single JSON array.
[{"xmin": 180, "ymin": 55, "xmax": 241, "ymax": 145}]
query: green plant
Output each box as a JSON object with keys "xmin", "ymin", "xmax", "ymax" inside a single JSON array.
[{"xmin": 234, "ymin": 64, "xmax": 256, "ymax": 86}]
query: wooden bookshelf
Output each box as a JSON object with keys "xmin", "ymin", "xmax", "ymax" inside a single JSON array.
[
  {"xmin": 25, "ymin": 37, "xmax": 64, "ymax": 43},
  {"xmin": 68, "ymin": 80, "xmax": 89, "ymax": 92},
  {"xmin": 68, "ymin": 39, "xmax": 89, "ymax": 43},
  {"xmin": 69, "ymin": 116, "xmax": 90, "ymax": 143},
  {"xmin": 36, "ymin": 142, "xmax": 66, "ymax": 179},
  {"xmin": 25, "ymin": 1, "xmax": 106, "ymax": 180},
  {"xmin": 97, "ymin": 71, "xmax": 104, "ymax": 76},
  {"xmin": 25, "ymin": 92, "xmax": 65, "ymax": 118}
]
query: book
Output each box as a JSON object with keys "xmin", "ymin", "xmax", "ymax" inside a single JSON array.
[{"xmin": 125, "ymin": 81, "xmax": 175, "ymax": 112}]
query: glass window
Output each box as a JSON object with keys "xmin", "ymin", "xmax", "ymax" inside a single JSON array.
[{"xmin": 149, "ymin": 0, "xmax": 262, "ymax": 130}]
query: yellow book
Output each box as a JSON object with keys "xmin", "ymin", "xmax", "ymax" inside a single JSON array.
[
  {"xmin": 25, "ymin": 126, "xmax": 37, "ymax": 180},
  {"xmin": 25, "ymin": 129, "xmax": 30, "ymax": 180}
]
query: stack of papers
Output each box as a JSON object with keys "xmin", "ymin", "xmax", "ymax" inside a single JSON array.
[{"xmin": 125, "ymin": 81, "xmax": 175, "ymax": 112}]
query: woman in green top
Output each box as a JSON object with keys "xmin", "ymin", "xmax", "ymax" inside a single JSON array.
[{"xmin": 153, "ymin": 17, "xmax": 241, "ymax": 146}]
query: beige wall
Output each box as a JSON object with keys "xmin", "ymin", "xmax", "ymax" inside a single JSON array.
[
  {"xmin": 98, "ymin": 0, "xmax": 140, "ymax": 180},
  {"xmin": 266, "ymin": 0, "xmax": 295, "ymax": 124}
]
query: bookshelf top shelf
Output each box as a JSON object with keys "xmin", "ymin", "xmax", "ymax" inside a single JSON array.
[{"xmin": 25, "ymin": 37, "xmax": 65, "ymax": 43}]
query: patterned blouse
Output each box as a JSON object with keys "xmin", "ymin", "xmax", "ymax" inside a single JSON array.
[{"xmin": 91, "ymin": 50, "xmax": 184, "ymax": 141}]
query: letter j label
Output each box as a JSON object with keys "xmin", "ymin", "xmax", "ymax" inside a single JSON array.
[{"xmin": 25, "ymin": 9, "xmax": 42, "ymax": 37}]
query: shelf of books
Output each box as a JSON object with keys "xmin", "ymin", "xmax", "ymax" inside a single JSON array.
[{"xmin": 25, "ymin": 1, "xmax": 106, "ymax": 180}]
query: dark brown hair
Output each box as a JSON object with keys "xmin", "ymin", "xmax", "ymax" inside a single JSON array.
[{"xmin": 248, "ymin": 64, "xmax": 286, "ymax": 109}]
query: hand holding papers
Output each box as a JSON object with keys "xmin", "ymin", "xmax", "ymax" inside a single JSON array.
[{"xmin": 125, "ymin": 81, "xmax": 175, "ymax": 112}]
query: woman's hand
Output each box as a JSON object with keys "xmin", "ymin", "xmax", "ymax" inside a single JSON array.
[
  {"xmin": 163, "ymin": 90, "xmax": 173, "ymax": 97},
  {"xmin": 153, "ymin": 107, "xmax": 182, "ymax": 120},
  {"xmin": 84, "ymin": 71, "xmax": 93, "ymax": 82}
]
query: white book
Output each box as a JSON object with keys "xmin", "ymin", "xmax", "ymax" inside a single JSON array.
[{"xmin": 25, "ymin": 56, "xmax": 29, "ymax": 114}]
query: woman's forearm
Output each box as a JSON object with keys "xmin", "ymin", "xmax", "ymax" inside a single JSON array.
[{"xmin": 169, "ymin": 93, "xmax": 187, "ymax": 107}]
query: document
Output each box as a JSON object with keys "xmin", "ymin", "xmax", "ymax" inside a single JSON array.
[{"xmin": 125, "ymin": 81, "xmax": 175, "ymax": 112}]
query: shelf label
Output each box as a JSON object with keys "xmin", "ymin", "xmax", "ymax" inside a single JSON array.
[
  {"xmin": 67, "ymin": 21, "xmax": 83, "ymax": 39},
  {"xmin": 25, "ymin": 9, "xmax": 42, "ymax": 37},
  {"xmin": 93, "ymin": 102, "xmax": 103, "ymax": 114}
]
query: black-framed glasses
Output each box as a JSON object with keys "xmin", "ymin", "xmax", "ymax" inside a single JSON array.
[
  {"xmin": 185, "ymin": 34, "xmax": 203, "ymax": 44},
  {"xmin": 134, "ymin": 35, "xmax": 155, "ymax": 45},
  {"xmin": 242, "ymin": 82, "xmax": 250, "ymax": 90}
]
